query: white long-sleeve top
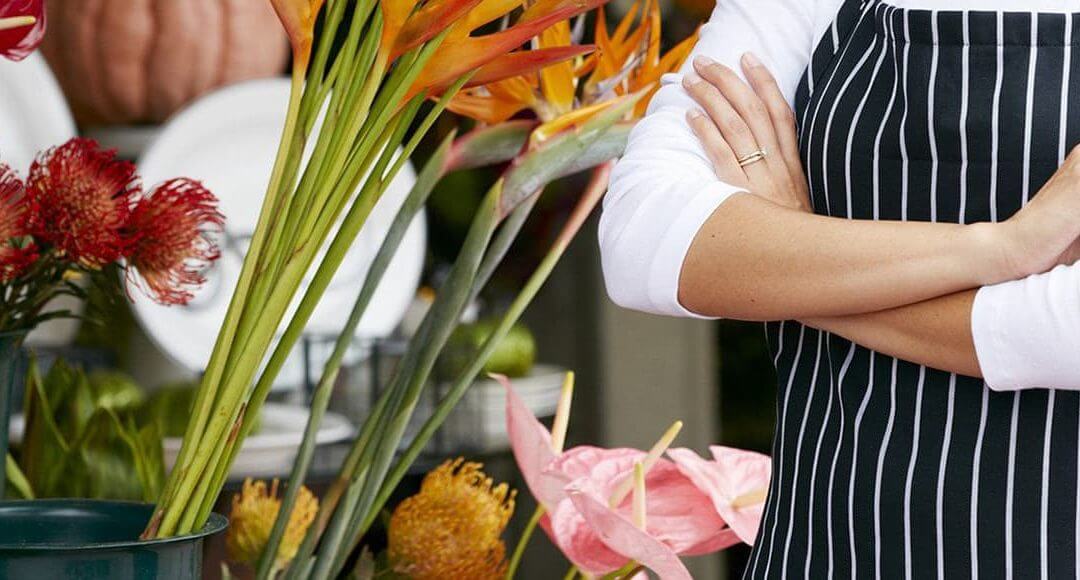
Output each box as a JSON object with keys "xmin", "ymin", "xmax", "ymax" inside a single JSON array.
[{"xmin": 600, "ymin": 0, "xmax": 1080, "ymax": 389}]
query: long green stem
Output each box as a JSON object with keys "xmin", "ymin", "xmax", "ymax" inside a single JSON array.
[
  {"xmin": 321, "ymin": 182, "xmax": 504, "ymax": 577},
  {"xmin": 506, "ymin": 506, "xmax": 545, "ymax": 579},
  {"xmin": 600, "ymin": 562, "xmax": 643, "ymax": 580},
  {"xmin": 360, "ymin": 164, "xmax": 612, "ymax": 536},
  {"xmin": 146, "ymin": 56, "xmax": 310, "ymax": 539},
  {"xmin": 254, "ymin": 131, "xmax": 457, "ymax": 580}
]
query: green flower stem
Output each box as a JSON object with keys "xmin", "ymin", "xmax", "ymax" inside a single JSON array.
[
  {"xmin": 600, "ymin": 562, "xmax": 643, "ymax": 580},
  {"xmin": 563, "ymin": 566, "xmax": 580, "ymax": 580},
  {"xmin": 255, "ymin": 131, "xmax": 458, "ymax": 580},
  {"xmin": 360, "ymin": 164, "xmax": 611, "ymax": 538},
  {"xmin": 193, "ymin": 108, "xmax": 416, "ymax": 529},
  {"xmin": 6, "ymin": 454, "xmax": 33, "ymax": 499},
  {"xmin": 220, "ymin": 74, "xmax": 467, "ymax": 517},
  {"xmin": 309, "ymin": 471, "xmax": 368, "ymax": 580},
  {"xmin": 506, "ymin": 506, "xmax": 545, "ymax": 579},
  {"xmin": 239, "ymin": 29, "xmax": 385, "ymax": 370},
  {"xmin": 323, "ymin": 182, "xmax": 505, "ymax": 577},
  {"xmin": 187, "ymin": 116, "xmax": 409, "ymax": 531},
  {"xmin": 147, "ymin": 54, "xmax": 312, "ymax": 539},
  {"xmin": 154, "ymin": 37, "xmax": 388, "ymax": 538}
]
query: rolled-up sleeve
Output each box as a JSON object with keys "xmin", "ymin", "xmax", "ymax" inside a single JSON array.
[
  {"xmin": 599, "ymin": 0, "xmax": 825, "ymax": 317},
  {"xmin": 972, "ymin": 264, "xmax": 1080, "ymax": 390}
]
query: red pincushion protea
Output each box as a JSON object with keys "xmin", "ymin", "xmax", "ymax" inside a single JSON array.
[
  {"xmin": 25, "ymin": 138, "xmax": 139, "ymax": 268},
  {"xmin": 126, "ymin": 178, "xmax": 224, "ymax": 305},
  {"xmin": 0, "ymin": 164, "xmax": 37, "ymax": 281},
  {"xmin": 0, "ymin": 0, "xmax": 45, "ymax": 61}
]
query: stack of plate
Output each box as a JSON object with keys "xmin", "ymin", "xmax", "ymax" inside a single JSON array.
[{"xmin": 443, "ymin": 364, "xmax": 567, "ymax": 453}]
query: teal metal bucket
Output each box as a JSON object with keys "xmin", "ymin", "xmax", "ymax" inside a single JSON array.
[{"xmin": 0, "ymin": 500, "xmax": 227, "ymax": 580}]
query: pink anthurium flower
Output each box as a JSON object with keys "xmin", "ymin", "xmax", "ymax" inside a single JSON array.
[
  {"xmin": 501, "ymin": 375, "xmax": 742, "ymax": 578},
  {"xmin": 0, "ymin": 0, "xmax": 45, "ymax": 62},
  {"xmin": 552, "ymin": 450, "xmax": 739, "ymax": 577},
  {"xmin": 567, "ymin": 476, "xmax": 693, "ymax": 580},
  {"xmin": 667, "ymin": 446, "xmax": 772, "ymax": 545}
]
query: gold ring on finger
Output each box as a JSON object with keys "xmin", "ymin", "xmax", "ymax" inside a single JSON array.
[{"xmin": 737, "ymin": 148, "xmax": 768, "ymax": 167}]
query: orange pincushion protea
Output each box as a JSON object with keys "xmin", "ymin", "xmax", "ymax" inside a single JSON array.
[
  {"xmin": 0, "ymin": 165, "xmax": 37, "ymax": 281},
  {"xmin": 226, "ymin": 478, "xmax": 319, "ymax": 571},
  {"xmin": 389, "ymin": 458, "xmax": 516, "ymax": 579},
  {"xmin": 25, "ymin": 138, "xmax": 139, "ymax": 269},
  {"xmin": 125, "ymin": 178, "xmax": 224, "ymax": 306}
]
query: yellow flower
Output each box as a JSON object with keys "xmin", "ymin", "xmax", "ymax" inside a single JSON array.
[
  {"xmin": 389, "ymin": 458, "xmax": 516, "ymax": 579},
  {"xmin": 225, "ymin": 478, "xmax": 319, "ymax": 571}
]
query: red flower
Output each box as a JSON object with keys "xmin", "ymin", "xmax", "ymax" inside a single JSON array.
[
  {"xmin": 126, "ymin": 178, "xmax": 224, "ymax": 305},
  {"xmin": 0, "ymin": 0, "xmax": 45, "ymax": 61},
  {"xmin": 25, "ymin": 138, "xmax": 140, "ymax": 268},
  {"xmin": 0, "ymin": 164, "xmax": 37, "ymax": 281}
]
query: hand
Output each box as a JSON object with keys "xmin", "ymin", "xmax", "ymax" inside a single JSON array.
[
  {"xmin": 999, "ymin": 148, "xmax": 1080, "ymax": 277},
  {"xmin": 682, "ymin": 52, "xmax": 811, "ymax": 212},
  {"xmin": 683, "ymin": 51, "xmax": 1080, "ymax": 283}
]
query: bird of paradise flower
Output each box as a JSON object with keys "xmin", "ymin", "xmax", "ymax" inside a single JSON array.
[{"xmin": 447, "ymin": 0, "xmax": 698, "ymax": 135}]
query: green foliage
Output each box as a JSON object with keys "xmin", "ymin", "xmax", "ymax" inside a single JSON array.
[{"xmin": 17, "ymin": 359, "xmax": 164, "ymax": 501}]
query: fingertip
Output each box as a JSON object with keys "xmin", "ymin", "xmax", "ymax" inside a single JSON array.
[
  {"xmin": 682, "ymin": 73, "xmax": 702, "ymax": 89},
  {"xmin": 742, "ymin": 51, "xmax": 763, "ymax": 69}
]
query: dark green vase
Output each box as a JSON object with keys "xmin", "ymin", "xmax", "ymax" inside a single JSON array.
[{"xmin": 0, "ymin": 499, "xmax": 227, "ymax": 580}]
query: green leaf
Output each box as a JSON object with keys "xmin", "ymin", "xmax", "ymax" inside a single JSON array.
[
  {"xmin": 447, "ymin": 120, "xmax": 536, "ymax": 171},
  {"xmin": 6, "ymin": 453, "xmax": 33, "ymax": 499},
  {"xmin": 133, "ymin": 421, "xmax": 165, "ymax": 501},
  {"xmin": 20, "ymin": 359, "xmax": 70, "ymax": 497},
  {"xmin": 46, "ymin": 360, "xmax": 95, "ymax": 442},
  {"xmin": 499, "ymin": 94, "xmax": 641, "ymax": 217},
  {"xmin": 57, "ymin": 408, "xmax": 145, "ymax": 500}
]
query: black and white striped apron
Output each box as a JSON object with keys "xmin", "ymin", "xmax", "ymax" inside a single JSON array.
[{"xmin": 745, "ymin": 2, "xmax": 1080, "ymax": 578}]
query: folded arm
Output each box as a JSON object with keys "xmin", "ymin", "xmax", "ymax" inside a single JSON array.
[{"xmin": 601, "ymin": 0, "xmax": 1080, "ymax": 388}]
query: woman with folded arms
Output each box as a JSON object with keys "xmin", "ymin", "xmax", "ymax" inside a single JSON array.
[{"xmin": 602, "ymin": 0, "xmax": 1080, "ymax": 577}]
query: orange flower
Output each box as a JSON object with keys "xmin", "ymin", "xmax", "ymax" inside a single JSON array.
[
  {"xmin": 448, "ymin": 0, "xmax": 698, "ymax": 137},
  {"xmin": 406, "ymin": 0, "xmax": 609, "ymax": 100},
  {"xmin": 388, "ymin": 458, "xmax": 516, "ymax": 579},
  {"xmin": 226, "ymin": 478, "xmax": 319, "ymax": 572},
  {"xmin": 270, "ymin": 0, "xmax": 326, "ymax": 64}
]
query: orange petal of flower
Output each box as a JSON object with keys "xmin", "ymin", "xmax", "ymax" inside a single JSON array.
[
  {"xmin": 461, "ymin": 0, "xmax": 524, "ymax": 36},
  {"xmin": 379, "ymin": 0, "xmax": 412, "ymax": 56},
  {"xmin": 466, "ymin": 45, "xmax": 594, "ymax": 89},
  {"xmin": 538, "ymin": 21, "xmax": 576, "ymax": 116},
  {"xmin": 391, "ymin": 0, "xmax": 483, "ymax": 59},
  {"xmin": 408, "ymin": 5, "xmax": 597, "ymax": 99},
  {"xmin": 448, "ymin": 92, "xmax": 530, "ymax": 124},
  {"xmin": 486, "ymin": 76, "xmax": 538, "ymax": 106},
  {"xmin": 270, "ymin": 0, "xmax": 326, "ymax": 62},
  {"xmin": 530, "ymin": 98, "xmax": 621, "ymax": 143}
]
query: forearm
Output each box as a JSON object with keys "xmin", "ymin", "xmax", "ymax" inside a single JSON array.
[
  {"xmin": 804, "ymin": 291, "xmax": 982, "ymax": 378},
  {"xmin": 679, "ymin": 193, "xmax": 1006, "ymax": 321}
]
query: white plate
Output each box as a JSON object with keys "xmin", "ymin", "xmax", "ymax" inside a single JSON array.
[
  {"xmin": 0, "ymin": 53, "xmax": 75, "ymax": 175},
  {"xmin": 132, "ymin": 79, "xmax": 426, "ymax": 386},
  {"xmin": 9, "ymin": 402, "xmax": 356, "ymax": 481},
  {"xmin": 0, "ymin": 53, "xmax": 82, "ymax": 347},
  {"xmin": 163, "ymin": 402, "xmax": 354, "ymax": 479}
]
